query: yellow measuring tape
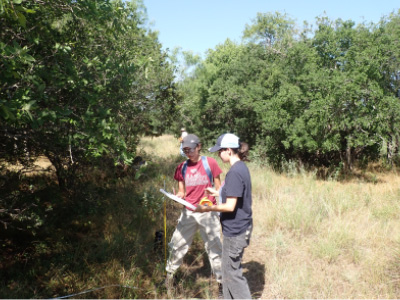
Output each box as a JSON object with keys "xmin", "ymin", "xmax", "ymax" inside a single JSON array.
[{"xmin": 200, "ymin": 197, "xmax": 213, "ymax": 206}]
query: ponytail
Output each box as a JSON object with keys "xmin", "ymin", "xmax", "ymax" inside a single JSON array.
[{"xmin": 232, "ymin": 142, "xmax": 250, "ymax": 162}]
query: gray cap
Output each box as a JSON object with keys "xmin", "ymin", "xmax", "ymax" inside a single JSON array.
[{"xmin": 182, "ymin": 134, "xmax": 200, "ymax": 149}]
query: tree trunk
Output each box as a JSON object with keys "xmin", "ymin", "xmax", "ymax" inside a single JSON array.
[
  {"xmin": 46, "ymin": 152, "xmax": 75, "ymax": 191},
  {"xmin": 345, "ymin": 145, "xmax": 353, "ymax": 171},
  {"xmin": 387, "ymin": 134, "xmax": 393, "ymax": 166}
]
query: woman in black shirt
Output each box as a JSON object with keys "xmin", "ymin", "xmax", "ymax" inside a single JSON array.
[{"xmin": 196, "ymin": 133, "xmax": 253, "ymax": 299}]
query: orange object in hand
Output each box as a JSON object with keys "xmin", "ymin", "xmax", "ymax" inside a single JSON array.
[{"xmin": 200, "ymin": 197, "xmax": 213, "ymax": 206}]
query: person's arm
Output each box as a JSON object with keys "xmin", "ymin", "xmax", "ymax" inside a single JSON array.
[
  {"xmin": 176, "ymin": 180, "xmax": 185, "ymax": 198},
  {"xmin": 195, "ymin": 197, "xmax": 237, "ymax": 213},
  {"xmin": 213, "ymin": 174, "xmax": 221, "ymax": 191}
]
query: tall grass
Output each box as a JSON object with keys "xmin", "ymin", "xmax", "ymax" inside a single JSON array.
[
  {"xmin": 2, "ymin": 134, "xmax": 400, "ymax": 298},
  {"xmin": 250, "ymin": 164, "xmax": 400, "ymax": 298},
  {"xmin": 1, "ymin": 134, "xmax": 223, "ymax": 299},
  {"xmin": 140, "ymin": 135, "xmax": 400, "ymax": 298}
]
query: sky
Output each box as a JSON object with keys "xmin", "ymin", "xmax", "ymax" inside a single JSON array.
[{"xmin": 143, "ymin": 0, "xmax": 400, "ymax": 58}]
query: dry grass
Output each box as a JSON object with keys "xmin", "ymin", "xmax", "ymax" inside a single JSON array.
[
  {"xmin": 138, "ymin": 134, "xmax": 181, "ymax": 158},
  {"xmin": 1, "ymin": 155, "xmax": 55, "ymax": 176},
  {"xmin": 4, "ymin": 135, "xmax": 399, "ymax": 298},
  {"xmin": 140, "ymin": 135, "xmax": 400, "ymax": 299},
  {"xmin": 250, "ymin": 165, "xmax": 400, "ymax": 298}
]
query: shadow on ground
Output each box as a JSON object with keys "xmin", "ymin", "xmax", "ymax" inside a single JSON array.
[{"xmin": 243, "ymin": 260, "xmax": 265, "ymax": 299}]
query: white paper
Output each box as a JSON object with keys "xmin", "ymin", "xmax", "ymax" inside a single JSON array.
[{"xmin": 159, "ymin": 189, "xmax": 196, "ymax": 210}]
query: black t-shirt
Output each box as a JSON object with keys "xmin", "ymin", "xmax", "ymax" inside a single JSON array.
[{"xmin": 220, "ymin": 161, "xmax": 252, "ymax": 237}]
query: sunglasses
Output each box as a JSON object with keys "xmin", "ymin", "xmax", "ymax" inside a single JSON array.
[{"xmin": 183, "ymin": 148, "xmax": 196, "ymax": 154}]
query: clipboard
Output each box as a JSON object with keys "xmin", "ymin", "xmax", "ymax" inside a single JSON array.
[{"xmin": 159, "ymin": 189, "xmax": 196, "ymax": 210}]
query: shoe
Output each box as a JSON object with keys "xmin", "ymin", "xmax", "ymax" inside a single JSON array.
[
  {"xmin": 165, "ymin": 273, "xmax": 174, "ymax": 290},
  {"xmin": 218, "ymin": 283, "xmax": 223, "ymax": 299}
]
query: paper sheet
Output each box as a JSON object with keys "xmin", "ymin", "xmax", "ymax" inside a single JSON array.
[{"xmin": 159, "ymin": 188, "xmax": 196, "ymax": 210}]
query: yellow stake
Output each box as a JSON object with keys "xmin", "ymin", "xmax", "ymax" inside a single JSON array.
[
  {"xmin": 164, "ymin": 198, "xmax": 167, "ymax": 267},
  {"xmin": 162, "ymin": 177, "xmax": 167, "ymax": 269}
]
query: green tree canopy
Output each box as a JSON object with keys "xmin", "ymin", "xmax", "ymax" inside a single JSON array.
[
  {"xmin": 177, "ymin": 11, "xmax": 400, "ymax": 171},
  {"xmin": 0, "ymin": 0, "xmax": 179, "ymax": 187}
]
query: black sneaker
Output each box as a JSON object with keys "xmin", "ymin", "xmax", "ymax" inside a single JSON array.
[{"xmin": 218, "ymin": 283, "xmax": 223, "ymax": 299}]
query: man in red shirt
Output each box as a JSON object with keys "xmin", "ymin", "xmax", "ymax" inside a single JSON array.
[{"xmin": 165, "ymin": 134, "xmax": 223, "ymax": 297}]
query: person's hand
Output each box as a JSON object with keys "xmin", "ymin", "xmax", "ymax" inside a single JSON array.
[
  {"xmin": 195, "ymin": 204, "xmax": 209, "ymax": 213},
  {"xmin": 176, "ymin": 191, "xmax": 185, "ymax": 199},
  {"xmin": 205, "ymin": 187, "xmax": 218, "ymax": 197}
]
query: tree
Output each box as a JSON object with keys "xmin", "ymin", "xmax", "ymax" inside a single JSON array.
[
  {"xmin": 0, "ymin": 0, "xmax": 179, "ymax": 188},
  {"xmin": 177, "ymin": 11, "xmax": 400, "ymax": 171},
  {"xmin": 243, "ymin": 12, "xmax": 296, "ymax": 52}
]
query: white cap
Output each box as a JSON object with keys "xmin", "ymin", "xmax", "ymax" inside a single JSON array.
[{"xmin": 209, "ymin": 133, "xmax": 239, "ymax": 152}]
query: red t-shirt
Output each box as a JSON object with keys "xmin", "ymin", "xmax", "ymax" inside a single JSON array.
[{"xmin": 174, "ymin": 157, "xmax": 222, "ymax": 210}]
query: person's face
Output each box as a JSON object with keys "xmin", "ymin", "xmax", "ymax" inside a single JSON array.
[
  {"xmin": 218, "ymin": 148, "xmax": 230, "ymax": 163},
  {"xmin": 183, "ymin": 144, "xmax": 200, "ymax": 159}
]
